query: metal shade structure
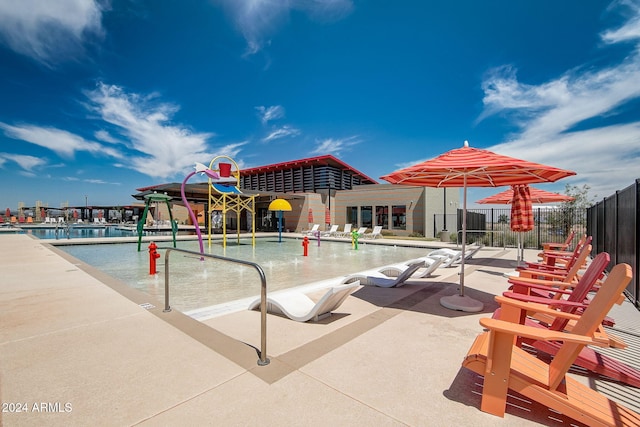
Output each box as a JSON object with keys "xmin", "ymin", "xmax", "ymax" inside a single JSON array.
[{"xmin": 380, "ymin": 141, "xmax": 576, "ymax": 312}]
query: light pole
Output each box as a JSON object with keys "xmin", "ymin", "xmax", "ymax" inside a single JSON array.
[{"xmin": 84, "ymin": 195, "xmax": 88, "ymax": 220}]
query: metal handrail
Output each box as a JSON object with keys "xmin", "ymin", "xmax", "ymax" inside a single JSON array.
[{"xmin": 160, "ymin": 247, "xmax": 270, "ymax": 366}]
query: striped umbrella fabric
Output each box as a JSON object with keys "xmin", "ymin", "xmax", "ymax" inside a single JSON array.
[
  {"xmin": 307, "ymin": 208, "xmax": 313, "ymax": 225},
  {"xmin": 477, "ymin": 186, "xmax": 574, "ymax": 205},
  {"xmin": 380, "ymin": 141, "xmax": 575, "ymax": 313},
  {"xmin": 380, "ymin": 144, "xmax": 575, "ymax": 188},
  {"xmin": 325, "ymin": 207, "xmax": 331, "ymax": 224},
  {"xmin": 510, "ymin": 185, "xmax": 534, "ymax": 232}
]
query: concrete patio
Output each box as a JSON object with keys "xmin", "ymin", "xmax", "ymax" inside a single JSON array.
[{"xmin": 1, "ymin": 232, "xmax": 639, "ymax": 426}]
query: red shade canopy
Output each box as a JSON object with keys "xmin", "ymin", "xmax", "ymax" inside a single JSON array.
[
  {"xmin": 380, "ymin": 144, "xmax": 575, "ymax": 188},
  {"xmin": 477, "ymin": 186, "xmax": 575, "ymax": 205},
  {"xmin": 307, "ymin": 208, "xmax": 313, "ymax": 224}
]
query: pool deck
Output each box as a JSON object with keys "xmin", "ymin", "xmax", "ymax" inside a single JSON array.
[{"xmin": 2, "ymin": 232, "xmax": 640, "ymax": 426}]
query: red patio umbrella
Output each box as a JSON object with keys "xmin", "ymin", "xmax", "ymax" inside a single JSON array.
[
  {"xmin": 5, "ymin": 208, "xmax": 10, "ymax": 218},
  {"xmin": 380, "ymin": 141, "xmax": 576, "ymax": 312},
  {"xmin": 477, "ymin": 185, "xmax": 574, "ymax": 265},
  {"xmin": 325, "ymin": 207, "xmax": 331, "ymax": 225},
  {"xmin": 476, "ymin": 186, "xmax": 575, "ymax": 205},
  {"xmin": 307, "ymin": 208, "xmax": 314, "ymax": 225}
]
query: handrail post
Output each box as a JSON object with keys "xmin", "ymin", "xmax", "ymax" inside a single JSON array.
[{"xmin": 160, "ymin": 247, "xmax": 269, "ymax": 366}]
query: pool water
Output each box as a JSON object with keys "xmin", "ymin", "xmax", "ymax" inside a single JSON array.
[
  {"xmin": 23, "ymin": 226, "xmax": 188, "ymax": 240},
  {"xmin": 59, "ymin": 238, "xmax": 427, "ymax": 312}
]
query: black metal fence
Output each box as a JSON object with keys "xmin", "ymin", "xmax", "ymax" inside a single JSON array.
[
  {"xmin": 452, "ymin": 207, "xmax": 588, "ymax": 250},
  {"xmin": 587, "ymin": 179, "xmax": 639, "ymax": 308}
]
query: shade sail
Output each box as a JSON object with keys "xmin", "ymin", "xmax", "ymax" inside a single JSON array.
[
  {"xmin": 380, "ymin": 141, "xmax": 576, "ymax": 313},
  {"xmin": 476, "ymin": 186, "xmax": 574, "ymax": 205}
]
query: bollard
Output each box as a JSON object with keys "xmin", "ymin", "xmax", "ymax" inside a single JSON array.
[
  {"xmin": 148, "ymin": 241, "xmax": 160, "ymax": 274},
  {"xmin": 302, "ymin": 236, "xmax": 309, "ymax": 256}
]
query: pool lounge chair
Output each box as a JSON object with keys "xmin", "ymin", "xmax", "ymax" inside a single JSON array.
[
  {"xmin": 322, "ymin": 224, "xmax": 339, "ymax": 236},
  {"xmin": 247, "ymin": 282, "xmax": 361, "ymax": 322},
  {"xmin": 336, "ymin": 224, "xmax": 352, "ymax": 238},
  {"xmin": 428, "ymin": 243, "xmax": 484, "ymax": 267},
  {"xmin": 343, "ymin": 262, "xmax": 423, "ymax": 287},
  {"xmin": 380, "ymin": 256, "xmax": 445, "ymax": 279},
  {"xmin": 304, "ymin": 224, "xmax": 320, "ymax": 235},
  {"xmin": 363, "ymin": 226, "xmax": 383, "ymax": 239}
]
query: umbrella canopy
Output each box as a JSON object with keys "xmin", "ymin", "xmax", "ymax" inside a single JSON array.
[
  {"xmin": 5, "ymin": 208, "xmax": 10, "ymax": 217},
  {"xmin": 308, "ymin": 208, "xmax": 314, "ymax": 225},
  {"xmin": 476, "ymin": 186, "xmax": 574, "ymax": 205},
  {"xmin": 325, "ymin": 207, "xmax": 331, "ymax": 224},
  {"xmin": 380, "ymin": 141, "xmax": 576, "ymax": 312}
]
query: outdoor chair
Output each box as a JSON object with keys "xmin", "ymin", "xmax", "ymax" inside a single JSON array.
[
  {"xmin": 363, "ymin": 225, "xmax": 383, "ymax": 239},
  {"xmin": 322, "ymin": 225, "xmax": 339, "ymax": 237},
  {"xmin": 497, "ymin": 252, "xmax": 640, "ymax": 388},
  {"xmin": 462, "ymin": 263, "xmax": 638, "ymax": 425},
  {"xmin": 247, "ymin": 282, "xmax": 360, "ymax": 322},
  {"xmin": 336, "ymin": 224, "xmax": 352, "ymax": 238},
  {"xmin": 342, "ymin": 262, "xmax": 423, "ymax": 287}
]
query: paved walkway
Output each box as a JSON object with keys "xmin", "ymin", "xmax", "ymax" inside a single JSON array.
[{"xmin": 1, "ymin": 232, "xmax": 639, "ymax": 426}]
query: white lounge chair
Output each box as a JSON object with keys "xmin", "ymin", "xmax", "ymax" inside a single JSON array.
[
  {"xmin": 380, "ymin": 256, "xmax": 445, "ymax": 278},
  {"xmin": 247, "ymin": 282, "xmax": 361, "ymax": 322},
  {"xmin": 353, "ymin": 227, "xmax": 368, "ymax": 237},
  {"xmin": 322, "ymin": 225, "xmax": 339, "ymax": 236},
  {"xmin": 427, "ymin": 243, "xmax": 484, "ymax": 267},
  {"xmin": 363, "ymin": 226, "xmax": 383, "ymax": 239},
  {"xmin": 336, "ymin": 224, "xmax": 352, "ymax": 238},
  {"xmin": 343, "ymin": 262, "xmax": 423, "ymax": 287},
  {"xmin": 304, "ymin": 224, "xmax": 320, "ymax": 235}
]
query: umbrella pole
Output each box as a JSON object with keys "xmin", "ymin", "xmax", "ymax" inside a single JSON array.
[{"xmin": 439, "ymin": 176, "xmax": 483, "ymax": 313}]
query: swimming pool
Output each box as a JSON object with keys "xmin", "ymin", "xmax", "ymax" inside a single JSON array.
[
  {"xmin": 59, "ymin": 238, "xmax": 428, "ymax": 312},
  {"xmin": 22, "ymin": 226, "xmax": 192, "ymax": 240}
]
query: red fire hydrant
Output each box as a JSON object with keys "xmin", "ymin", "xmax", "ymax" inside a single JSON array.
[
  {"xmin": 148, "ymin": 242, "xmax": 160, "ymax": 275},
  {"xmin": 302, "ymin": 236, "xmax": 309, "ymax": 256}
]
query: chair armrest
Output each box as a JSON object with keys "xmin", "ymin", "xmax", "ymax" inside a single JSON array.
[
  {"xmin": 495, "ymin": 295, "xmax": 583, "ymax": 320},
  {"xmin": 507, "ymin": 276, "xmax": 572, "ymax": 289},
  {"xmin": 501, "ymin": 291, "xmax": 586, "ymax": 309},
  {"xmin": 479, "ymin": 318, "xmax": 598, "ymax": 345}
]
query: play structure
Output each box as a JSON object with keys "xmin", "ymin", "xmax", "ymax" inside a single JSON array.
[
  {"xmin": 137, "ymin": 192, "xmax": 177, "ymax": 251},
  {"xmin": 207, "ymin": 156, "xmax": 257, "ymax": 248}
]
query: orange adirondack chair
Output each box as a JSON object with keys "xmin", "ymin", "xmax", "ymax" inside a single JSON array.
[
  {"xmin": 499, "ymin": 252, "xmax": 640, "ymax": 388},
  {"xmin": 541, "ymin": 229, "xmax": 576, "ymax": 252},
  {"xmin": 463, "ymin": 263, "xmax": 637, "ymax": 425}
]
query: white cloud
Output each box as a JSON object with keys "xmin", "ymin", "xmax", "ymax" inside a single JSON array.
[
  {"xmin": 255, "ymin": 105, "xmax": 285, "ymax": 124},
  {"xmin": 0, "ymin": 123, "xmax": 122, "ymax": 159},
  {"xmin": 87, "ymin": 82, "xmax": 223, "ymax": 178},
  {"xmin": 477, "ymin": 1, "xmax": 640, "ymax": 198},
  {"xmin": 262, "ymin": 125, "xmax": 300, "ymax": 142},
  {"xmin": 0, "ymin": 0, "xmax": 105, "ymax": 65},
  {"xmin": 216, "ymin": 0, "xmax": 353, "ymax": 55},
  {"xmin": 310, "ymin": 135, "xmax": 360, "ymax": 155},
  {"xmin": 0, "ymin": 152, "xmax": 47, "ymax": 171}
]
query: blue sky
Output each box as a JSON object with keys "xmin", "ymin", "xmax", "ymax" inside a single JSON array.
[{"xmin": 1, "ymin": 0, "xmax": 639, "ymax": 210}]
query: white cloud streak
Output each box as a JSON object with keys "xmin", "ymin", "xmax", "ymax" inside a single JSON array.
[
  {"xmin": 255, "ymin": 105, "xmax": 285, "ymax": 124},
  {"xmin": 0, "ymin": 152, "xmax": 47, "ymax": 171},
  {"xmin": 0, "ymin": 0, "xmax": 105, "ymax": 66},
  {"xmin": 477, "ymin": 0, "xmax": 640, "ymax": 198},
  {"xmin": 87, "ymin": 82, "xmax": 230, "ymax": 179},
  {"xmin": 310, "ymin": 135, "xmax": 360, "ymax": 156},
  {"xmin": 262, "ymin": 125, "xmax": 300, "ymax": 142},
  {"xmin": 0, "ymin": 123, "xmax": 122, "ymax": 159},
  {"xmin": 215, "ymin": 0, "xmax": 354, "ymax": 55}
]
